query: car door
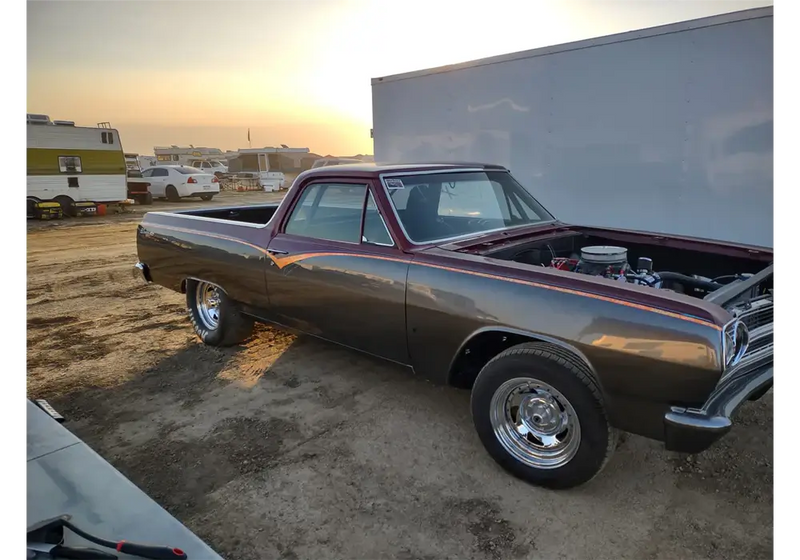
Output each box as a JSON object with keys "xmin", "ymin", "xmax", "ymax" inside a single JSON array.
[
  {"xmin": 148, "ymin": 168, "xmax": 168, "ymax": 197},
  {"xmin": 264, "ymin": 180, "xmax": 411, "ymax": 364}
]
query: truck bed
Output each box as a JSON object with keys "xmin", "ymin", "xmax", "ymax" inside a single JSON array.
[{"xmin": 172, "ymin": 203, "xmax": 280, "ymax": 225}]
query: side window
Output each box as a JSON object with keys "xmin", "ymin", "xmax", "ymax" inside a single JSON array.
[
  {"xmin": 362, "ymin": 192, "xmax": 393, "ymax": 246},
  {"xmin": 100, "ymin": 131, "xmax": 114, "ymax": 144},
  {"xmin": 141, "ymin": 169, "xmax": 152, "ymax": 177},
  {"xmin": 154, "ymin": 168, "xmax": 168, "ymax": 177},
  {"xmin": 284, "ymin": 183, "xmax": 367, "ymax": 243},
  {"xmin": 58, "ymin": 156, "xmax": 82, "ymax": 173},
  {"xmin": 192, "ymin": 161, "xmax": 202, "ymax": 168}
]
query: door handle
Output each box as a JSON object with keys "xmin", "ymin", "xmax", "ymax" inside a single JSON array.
[{"xmin": 267, "ymin": 249, "xmax": 289, "ymax": 255}]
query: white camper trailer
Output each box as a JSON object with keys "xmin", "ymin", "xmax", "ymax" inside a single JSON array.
[
  {"xmin": 227, "ymin": 147, "xmax": 309, "ymax": 191},
  {"xmin": 27, "ymin": 116, "xmax": 128, "ymax": 213},
  {"xmin": 153, "ymin": 146, "xmax": 228, "ymax": 172}
]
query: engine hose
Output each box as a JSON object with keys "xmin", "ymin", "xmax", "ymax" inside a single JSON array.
[{"xmin": 655, "ymin": 271, "xmax": 723, "ymax": 291}]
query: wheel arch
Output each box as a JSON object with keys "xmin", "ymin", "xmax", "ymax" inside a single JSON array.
[
  {"xmin": 447, "ymin": 327, "xmax": 601, "ymax": 391},
  {"xmin": 181, "ymin": 277, "xmax": 229, "ymax": 295}
]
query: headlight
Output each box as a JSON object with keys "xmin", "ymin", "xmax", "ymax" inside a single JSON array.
[{"xmin": 723, "ymin": 319, "xmax": 750, "ymax": 369}]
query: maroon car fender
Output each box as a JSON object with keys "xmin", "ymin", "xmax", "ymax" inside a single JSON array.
[{"xmin": 447, "ymin": 326, "xmax": 604, "ymax": 392}]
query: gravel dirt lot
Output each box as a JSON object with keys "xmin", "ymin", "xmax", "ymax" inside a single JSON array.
[{"xmin": 27, "ymin": 192, "xmax": 773, "ymax": 560}]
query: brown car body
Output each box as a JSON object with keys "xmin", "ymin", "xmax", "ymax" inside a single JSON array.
[{"xmin": 134, "ymin": 163, "xmax": 773, "ymax": 457}]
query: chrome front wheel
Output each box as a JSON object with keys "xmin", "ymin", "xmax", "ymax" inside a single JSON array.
[
  {"xmin": 490, "ymin": 377, "xmax": 581, "ymax": 469},
  {"xmin": 471, "ymin": 342, "xmax": 616, "ymax": 489}
]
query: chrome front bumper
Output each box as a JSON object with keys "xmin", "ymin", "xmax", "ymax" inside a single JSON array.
[
  {"xmin": 132, "ymin": 262, "xmax": 151, "ymax": 284},
  {"xmin": 663, "ymin": 346, "xmax": 773, "ymax": 453}
]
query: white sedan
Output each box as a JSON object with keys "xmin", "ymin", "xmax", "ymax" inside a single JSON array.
[{"xmin": 141, "ymin": 165, "xmax": 220, "ymax": 202}]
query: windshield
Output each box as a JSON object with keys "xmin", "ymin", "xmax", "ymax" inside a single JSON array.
[
  {"xmin": 384, "ymin": 170, "xmax": 554, "ymax": 243},
  {"xmin": 175, "ymin": 167, "xmax": 206, "ymax": 175}
]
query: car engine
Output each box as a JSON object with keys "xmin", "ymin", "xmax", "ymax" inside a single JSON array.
[{"xmin": 547, "ymin": 245, "xmax": 749, "ymax": 296}]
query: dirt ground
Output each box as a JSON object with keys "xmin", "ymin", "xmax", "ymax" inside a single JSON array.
[{"xmin": 27, "ymin": 192, "xmax": 773, "ymax": 560}]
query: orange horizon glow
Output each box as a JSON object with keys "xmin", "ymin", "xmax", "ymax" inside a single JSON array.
[{"xmin": 27, "ymin": 0, "xmax": 773, "ymax": 156}]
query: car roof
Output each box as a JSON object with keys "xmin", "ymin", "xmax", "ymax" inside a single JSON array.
[{"xmin": 299, "ymin": 162, "xmax": 508, "ymax": 178}]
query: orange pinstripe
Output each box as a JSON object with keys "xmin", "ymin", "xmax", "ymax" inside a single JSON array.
[{"xmin": 148, "ymin": 223, "xmax": 722, "ymax": 330}]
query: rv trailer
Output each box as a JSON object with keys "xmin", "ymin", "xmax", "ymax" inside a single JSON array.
[{"xmin": 27, "ymin": 115, "xmax": 128, "ymax": 214}]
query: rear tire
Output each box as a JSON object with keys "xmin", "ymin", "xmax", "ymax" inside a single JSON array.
[
  {"xmin": 138, "ymin": 192, "xmax": 153, "ymax": 205},
  {"xmin": 54, "ymin": 195, "xmax": 75, "ymax": 217},
  {"xmin": 166, "ymin": 185, "xmax": 180, "ymax": 202},
  {"xmin": 27, "ymin": 197, "xmax": 39, "ymax": 218},
  {"xmin": 186, "ymin": 280, "xmax": 254, "ymax": 347},
  {"xmin": 470, "ymin": 342, "xmax": 617, "ymax": 489},
  {"xmin": 200, "ymin": 194, "xmax": 214, "ymax": 201}
]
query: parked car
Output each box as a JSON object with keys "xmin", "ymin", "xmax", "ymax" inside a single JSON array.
[
  {"xmin": 189, "ymin": 159, "xmax": 228, "ymax": 178},
  {"xmin": 132, "ymin": 163, "xmax": 773, "ymax": 489},
  {"xmin": 141, "ymin": 165, "xmax": 220, "ymax": 202}
]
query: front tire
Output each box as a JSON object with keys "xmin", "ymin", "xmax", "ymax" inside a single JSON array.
[
  {"xmin": 186, "ymin": 280, "xmax": 254, "ymax": 347},
  {"xmin": 471, "ymin": 342, "xmax": 617, "ymax": 489}
]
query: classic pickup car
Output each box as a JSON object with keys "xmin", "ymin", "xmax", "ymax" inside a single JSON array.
[{"xmin": 133, "ymin": 163, "xmax": 773, "ymax": 489}]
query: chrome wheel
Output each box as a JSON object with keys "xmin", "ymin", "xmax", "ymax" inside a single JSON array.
[
  {"xmin": 489, "ymin": 377, "xmax": 581, "ymax": 469},
  {"xmin": 195, "ymin": 282, "xmax": 221, "ymax": 330}
]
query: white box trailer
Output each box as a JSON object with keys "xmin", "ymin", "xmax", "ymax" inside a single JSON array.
[
  {"xmin": 371, "ymin": 7, "xmax": 773, "ymax": 247},
  {"xmin": 27, "ymin": 118, "xmax": 128, "ymax": 210}
]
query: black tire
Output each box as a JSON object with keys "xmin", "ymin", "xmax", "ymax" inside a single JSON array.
[
  {"xmin": 186, "ymin": 280, "xmax": 254, "ymax": 347},
  {"xmin": 54, "ymin": 195, "xmax": 75, "ymax": 217},
  {"xmin": 200, "ymin": 194, "xmax": 214, "ymax": 201},
  {"xmin": 27, "ymin": 197, "xmax": 38, "ymax": 218},
  {"xmin": 470, "ymin": 342, "xmax": 617, "ymax": 490},
  {"xmin": 140, "ymin": 192, "xmax": 153, "ymax": 205},
  {"xmin": 166, "ymin": 185, "xmax": 180, "ymax": 202}
]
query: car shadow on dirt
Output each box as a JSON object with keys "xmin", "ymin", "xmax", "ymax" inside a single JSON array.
[
  {"xmin": 32, "ymin": 324, "xmax": 773, "ymax": 560},
  {"xmin": 38, "ymin": 325, "xmax": 413, "ymax": 515}
]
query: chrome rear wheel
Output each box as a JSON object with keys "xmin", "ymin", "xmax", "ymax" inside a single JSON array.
[{"xmin": 195, "ymin": 282, "xmax": 221, "ymax": 330}]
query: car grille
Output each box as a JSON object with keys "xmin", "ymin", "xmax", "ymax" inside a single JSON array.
[
  {"xmin": 725, "ymin": 298, "xmax": 773, "ymax": 376},
  {"xmin": 739, "ymin": 304, "xmax": 773, "ymax": 331}
]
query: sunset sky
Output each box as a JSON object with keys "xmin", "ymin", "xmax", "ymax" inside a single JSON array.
[{"xmin": 27, "ymin": 0, "xmax": 772, "ymax": 156}]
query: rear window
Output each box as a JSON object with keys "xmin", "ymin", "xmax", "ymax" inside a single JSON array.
[{"xmin": 175, "ymin": 167, "xmax": 206, "ymax": 175}]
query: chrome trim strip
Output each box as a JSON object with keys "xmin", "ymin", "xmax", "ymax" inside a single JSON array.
[
  {"xmin": 363, "ymin": 190, "xmax": 396, "ymax": 247},
  {"xmin": 145, "ymin": 210, "xmax": 275, "ymax": 229},
  {"xmin": 721, "ymin": 318, "xmax": 750, "ymax": 370},
  {"xmin": 718, "ymin": 342, "xmax": 773, "ymax": 386},
  {"xmin": 747, "ymin": 322, "xmax": 773, "ymax": 342}
]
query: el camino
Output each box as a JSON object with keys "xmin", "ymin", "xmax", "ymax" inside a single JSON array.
[{"xmin": 133, "ymin": 163, "xmax": 773, "ymax": 489}]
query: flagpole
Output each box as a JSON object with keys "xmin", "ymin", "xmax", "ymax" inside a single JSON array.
[{"xmin": 248, "ymin": 128, "xmax": 252, "ymax": 148}]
